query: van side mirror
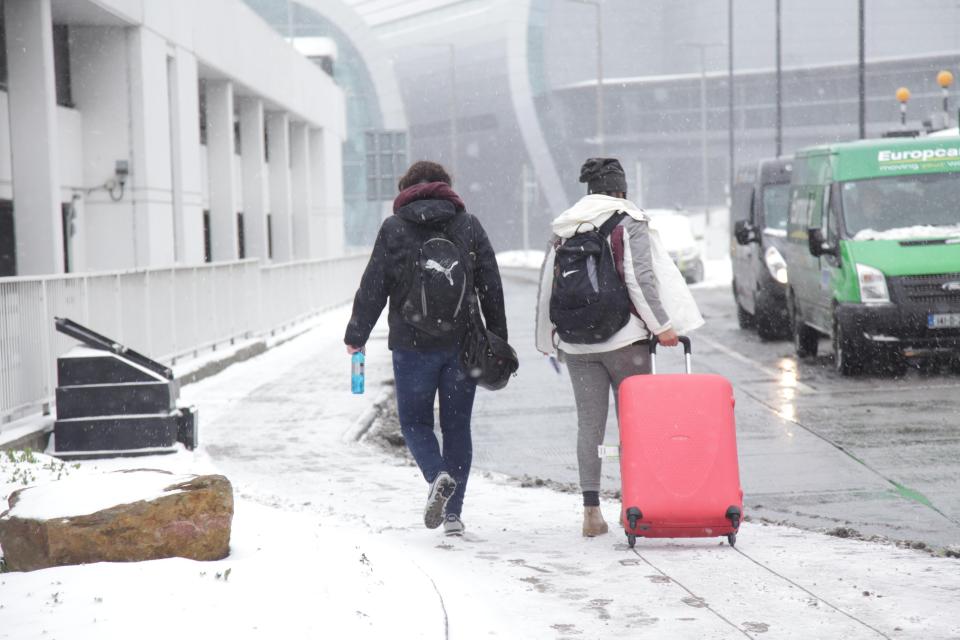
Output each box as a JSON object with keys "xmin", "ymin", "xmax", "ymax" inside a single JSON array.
[
  {"xmin": 734, "ymin": 220, "xmax": 758, "ymax": 245},
  {"xmin": 807, "ymin": 228, "xmax": 837, "ymax": 258}
]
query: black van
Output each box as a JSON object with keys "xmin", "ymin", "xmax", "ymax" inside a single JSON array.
[{"xmin": 730, "ymin": 157, "xmax": 793, "ymax": 339}]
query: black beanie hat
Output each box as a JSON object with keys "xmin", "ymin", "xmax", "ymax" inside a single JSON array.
[{"xmin": 579, "ymin": 157, "xmax": 627, "ymax": 195}]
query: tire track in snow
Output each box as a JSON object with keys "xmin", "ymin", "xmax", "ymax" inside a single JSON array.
[
  {"xmin": 731, "ymin": 547, "xmax": 893, "ymax": 639},
  {"xmin": 629, "ymin": 548, "xmax": 755, "ymax": 639}
]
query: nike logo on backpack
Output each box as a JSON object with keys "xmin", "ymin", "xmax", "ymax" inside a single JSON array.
[
  {"xmin": 562, "ymin": 269, "xmax": 579, "ymax": 278},
  {"xmin": 425, "ymin": 259, "xmax": 459, "ymax": 286}
]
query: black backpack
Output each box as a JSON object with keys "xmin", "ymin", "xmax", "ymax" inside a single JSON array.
[
  {"xmin": 549, "ymin": 212, "xmax": 631, "ymax": 344},
  {"xmin": 400, "ymin": 219, "xmax": 471, "ymax": 337}
]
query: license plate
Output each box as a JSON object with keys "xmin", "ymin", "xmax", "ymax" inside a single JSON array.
[{"xmin": 927, "ymin": 313, "xmax": 960, "ymax": 329}]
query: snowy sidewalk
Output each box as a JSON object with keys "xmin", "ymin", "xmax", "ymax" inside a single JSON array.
[{"xmin": 2, "ymin": 304, "xmax": 960, "ymax": 639}]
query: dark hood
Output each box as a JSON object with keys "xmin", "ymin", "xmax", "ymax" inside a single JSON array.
[{"xmin": 393, "ymin": 182, "xmax": 465, "ymax": 226}]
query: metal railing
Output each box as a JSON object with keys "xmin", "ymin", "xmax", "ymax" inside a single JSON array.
[{"xmin": 0, "ymin": 254, "xmax": 367, "ymax": 424}]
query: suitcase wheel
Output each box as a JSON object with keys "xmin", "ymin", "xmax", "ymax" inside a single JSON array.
[
  {"xmin": 725, "ymin": 505, "xmax": 742, "ymax": 531},
  {"xmin": 627, "ymin": 533, "xmax": 637, "ymax": 548},
  {"xmin": 726, "ymin": 532, "xmax": 737, "ymax": 547}
]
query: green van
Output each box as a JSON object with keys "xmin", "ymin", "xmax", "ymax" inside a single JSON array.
[{"xmin": 785, "ymin": 137, "xmax": 960, "ymax": 375}]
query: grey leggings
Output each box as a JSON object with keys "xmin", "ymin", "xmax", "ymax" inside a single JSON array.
[{"xmin": 563, "ymin": 343, "xmax": 652, "ymax": 493}]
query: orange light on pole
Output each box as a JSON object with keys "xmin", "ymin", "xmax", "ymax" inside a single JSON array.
[
  {"xmin": 896, "ymin": 87, "xmax": 911, "ymax": 128},
  {"xmin": 937, "ymin": 70, "xmax": 954, "ymax": 125}
]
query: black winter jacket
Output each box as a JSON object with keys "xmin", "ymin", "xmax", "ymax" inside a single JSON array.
[{"xmin": 344, "ymin": 195, "xmax": 508, "ymax": 351}]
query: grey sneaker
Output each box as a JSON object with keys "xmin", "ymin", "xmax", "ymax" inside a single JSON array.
[
  {"xmin": 443, "ymin": 513, "xmax": 465, "ymax": 537},
  {"xmin": 424, "ymin": 472, "xmax": 457, "ymax": 529}
]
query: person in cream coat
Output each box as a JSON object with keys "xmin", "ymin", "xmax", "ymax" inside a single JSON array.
[{"xmin": 535, "ymin": 157, "xmax": 704, "ymax": 537}]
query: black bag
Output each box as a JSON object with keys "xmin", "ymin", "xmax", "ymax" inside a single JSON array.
[
  {"xmin": 549, "ymin": 212, "xmax": 631, "ymax": 344},
  {"xmin": 400, "ymin": 225, "xmax": 470, "ymax": 337},
  {"xmin": 461, "ymin": 301, "xmax": 519, "ymax": 391}
]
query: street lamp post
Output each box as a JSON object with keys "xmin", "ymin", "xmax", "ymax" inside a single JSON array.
[
  {"xmin": 681, "ymin": 41, "xmax": 724, "ymax": 224},
  {"xmin": 418, "ymin": 43, "xmax": 459, "ymax": 177},
  {"xmin": 448, "ymin": 44, "xmax": 458, "ymax": 178},
  {"xmin": 566, "ymin": 0, "xmax": 604, "ymax": 155},
  {"xmin": 896, "ymin": 87, "xmax": 911, "ymax": 129},
  {"xmin": 937, "ymin": 70, "xmax": 954, "ymax": 127},
  {"xmin": 775, "ymin": 0, "xmax": 783, "ymax": 157},
  {"xmin": 858, "ymin": 0, "xmax": 866, "ymax": 139}
]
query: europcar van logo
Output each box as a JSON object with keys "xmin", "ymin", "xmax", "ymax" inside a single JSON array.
[{"xmin": 876, "ymin": 146, "xmax": 960, "ymax": 173}]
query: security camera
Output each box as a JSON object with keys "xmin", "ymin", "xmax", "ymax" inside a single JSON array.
[{"xmin": 115, "ymin": 160, "xmax": 129, "ymax": 187}]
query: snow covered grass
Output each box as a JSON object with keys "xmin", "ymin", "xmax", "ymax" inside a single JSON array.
[
  {"xmin": 0, "ymin": 450, "xmax": 81, "ymax": 495},
  {"xmin": 0, "ymin": 500, "xmax": 442, "ymax": 640}
]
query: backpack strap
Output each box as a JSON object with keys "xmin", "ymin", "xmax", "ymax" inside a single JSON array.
[
  {"xmin": 598, "ymin": 211, "xmax": 627, "ymax": 238},
  {"xmin": 610, "ymin": 216, "xmax": 642, "ymax": 319}
]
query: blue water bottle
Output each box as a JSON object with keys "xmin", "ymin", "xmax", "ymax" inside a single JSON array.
[{"xmin": 351, "ymin": 349, "xmax": 365, "ymax": 394}]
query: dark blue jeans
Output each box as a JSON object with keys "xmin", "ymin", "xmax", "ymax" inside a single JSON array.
[{"xmin": 392, "ymin": 347, "xmax": 477, "ymax": 517}]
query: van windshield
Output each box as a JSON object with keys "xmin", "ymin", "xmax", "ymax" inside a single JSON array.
[
  {"xmin": 761, "ymin": 184, "xmax": 790, "ymax": 231},
  {"xmin": 841, "ymin": 173, "xmax": 960, "ymax": 239}
]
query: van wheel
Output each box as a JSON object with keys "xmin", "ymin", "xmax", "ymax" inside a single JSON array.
[
  {"xmin": 736, "ymin": 300, "xmax": 755, "ymax": 330},
  {"xmin": 792, "ymin": 300, "xmax": 818, "ymax": 358},
  {"xmin": 833, "ymin": 316, "xmax": 863, "ymax": 376},
  {"xmin": 756, "ymin": 296, "xmax": 788, "ymax": 342}
]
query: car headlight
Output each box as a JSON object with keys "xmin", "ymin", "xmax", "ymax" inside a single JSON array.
[
  {"xmin": 764, "ymin": 246, "xmax": 788, "ymax": 284},
  {"xmin": 856, "ymin": 263, "xmax": 889, "ymax": 304}
]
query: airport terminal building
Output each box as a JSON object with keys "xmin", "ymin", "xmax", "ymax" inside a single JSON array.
[{"xmin": 346, "ymin": 0, "xmax": 960, "ymax": 251}]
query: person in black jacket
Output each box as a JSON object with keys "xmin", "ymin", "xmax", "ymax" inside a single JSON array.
[{"xmin": 344, "ymin": 160, "xmax": 507, "ymax": 537}]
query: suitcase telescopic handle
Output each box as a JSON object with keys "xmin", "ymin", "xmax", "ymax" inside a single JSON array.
[{"xmin": 648, "ymin": 335, "xmax": 692, "ymax": 374}]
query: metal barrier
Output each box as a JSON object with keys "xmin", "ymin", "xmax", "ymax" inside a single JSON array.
[{"xmin": 0, "ymin": 254, "xmax": 368, "ymax": 424}]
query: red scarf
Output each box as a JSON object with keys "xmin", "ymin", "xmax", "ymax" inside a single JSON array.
[{"xmin": 393, "ymin": 182, "xmax": 465, "ymax": 213}]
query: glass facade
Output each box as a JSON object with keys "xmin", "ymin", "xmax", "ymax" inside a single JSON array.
[{"xmin": 244, "ymin": 0, "xmax": 390, "ymax": 246}]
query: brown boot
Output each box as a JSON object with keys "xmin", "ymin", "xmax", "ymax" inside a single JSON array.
[{"xmin": 582, "ymin": 506, "xmax": 609, "ymax": 537}]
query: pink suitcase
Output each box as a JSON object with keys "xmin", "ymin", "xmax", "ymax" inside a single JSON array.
[{"xmin": 618, "ymin": 337, "xmax": 743, "ymax": 547}]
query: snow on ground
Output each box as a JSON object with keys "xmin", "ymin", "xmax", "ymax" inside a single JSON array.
[
  {"xmin": 5, "ymin": 469, "xmax": 195, "ymax": 520},
  {"xmin": 2, "ymin": 305, "xmax": 960, "ymax": 639},
  {"xmin": 690, "ymin": 257, "xmax": 732, "ymax": 290}
]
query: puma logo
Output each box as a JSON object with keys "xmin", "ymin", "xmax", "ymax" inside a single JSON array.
[
  {"xmin": 562, "ymin": 269, "xmax": 579, "ymax": 278},
  {"xmin": 425, "ymin": 259, "xmax": 459, "ymax": 286}
]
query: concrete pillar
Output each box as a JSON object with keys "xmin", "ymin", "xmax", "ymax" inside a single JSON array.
[
  {"xmin": 290, "ymin": 121, "xmax": 311, "ymax": 260},
  {"xmin": 3, "ymin": 0, "xmax": 63, "ymax": 275},
  {"xmin": 266, "ymin": 111, "xmax": 292, "ymax": 262},
  {"xmin": 70, "ymin": 26, "xmax": 135, "ymax": 270},
  {"xmin": 127, "ymin": 27, "xmax": 175, "ymax": 267},
  {"xmin": 239, "ymin": 97, "xmax": 268, "ymax": 261},
  {"xmin": 310, "ymin": 127, "xmax": 345, "ymax": 257},
  {"xmin": 204, "ymin": 79, "xmax": 239, "ymax": 262},
  {"xmin": 169, "ymin": 48, "xmax": 205, "ymax": 264}
]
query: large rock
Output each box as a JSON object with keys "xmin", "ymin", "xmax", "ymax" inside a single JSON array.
[{"xmin": 0, "ymin": 469, "xmax": 233, "ymax": 572}]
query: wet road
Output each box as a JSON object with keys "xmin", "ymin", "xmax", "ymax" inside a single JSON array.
[{"xmin": 471, "ymin": 271, "xmax": 960, "ymax": 550}]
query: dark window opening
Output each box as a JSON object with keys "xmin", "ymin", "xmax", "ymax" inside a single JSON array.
[
  {"xmin": 0, "ymin": 201, "xmax": 15, "ymax": 277},
  {"xmin": 52, "ymin": 25, "xmax": 72, "ymax": 108},
  {"xmin": 198, "ymin": 83, "xmax": 208, "ymax": 145},
  {"xmin": 237, "ymin": 212, "xmax": 245, "ymax": 259},
  {"xmin": 234, "ymin": 117, "xmax": 242, "ymax": 155},
  {"xmin": 60, "ymin": 202, "xmax": 74, "ymax": 273},
  {"xmin": 202, "ymin": 209, "xmax": 211, "ymax": 262},
  {"xmin": 266, "ymin": 213, "xmax": 273, "ymax": 259},
  {"xmin": 0, "ymin": 10, "xmax": 8, "ymax": 91}
]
